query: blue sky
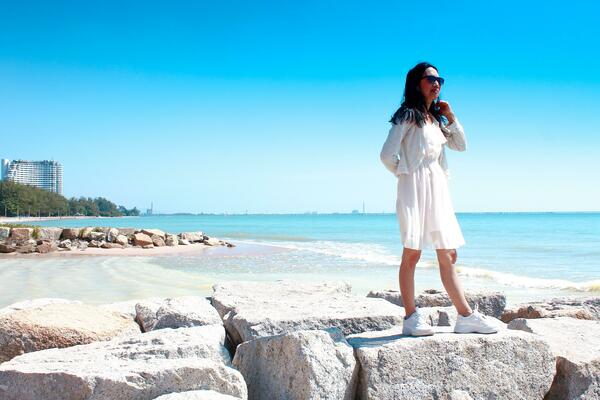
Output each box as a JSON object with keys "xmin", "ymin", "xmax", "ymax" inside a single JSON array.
[{"xmin": 1, "ymin": 1, "xmax": 599, "ymax": 213}]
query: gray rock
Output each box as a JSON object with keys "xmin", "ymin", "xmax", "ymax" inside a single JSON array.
[
  {"xmin": 347, "ymin": 326, "xmax": 555, "ymax": 400},
  {"xmin": 165, "ymin": 234, "xmax": 179, "ymax": 246},
  {"xmin": 15, "ymin": 241, "xmax": 35, "ymax": 253},
  {"xmin": 89, "ymin": 231, "xmax": 106, "ymax": 241},
  {"xmin": 79, "ymin": 226, "xmax": 93, "ymax": 239},
  {"xmin": 211, "ymin": 280, "xmax": 403, "ymax": 348},
  {"xmin": 101, "ymin": 242, "xmax": 123, "ymax": 249},
  {"xmin": 367, "ymin": 288, "xmax": 507, "ymax": 318},
  {"xmin": 152, "ymin": 235, "xmax": 166, "ymax": 247},
  {"xmin": 508, "ymin": 317, "xmax": 600, "ymax": 399},
  {"xmin": 0, "ymin": 226, "xmax": 10, "ymax": 240},
  {"xmin": 154, "ymin": 391, "xmax": 241, "ymax": 400},
  {"xmin": 58, "ymin": 239, "xmax": 72, "ymax": 250},
  {"xmin": 136, "ymin": 297, "xmax": 223, "ymax": 332},
  {"xmin": 10, "ymin": 227, "xmax": 32, "ymax": 242},
  {"xmin": 0, "ymin": 325, "xmax": 246, "ymax": 400},
  {"xmin": 37, "ymin": 227, "xmax": 63, "ymax": 241},
  {"xmin": 88, "ymin": 239, "xmax": 101, "ymax": 248},
  {"xmin": 77, "ymin": 240, "xmax": 88, "ymax": 250},
  {"xmin": 180, "ymin": 231, "xmax": 204, "ymax": 242},
  {"xmin": 142, "ymin": 244, "xmax": 155, "ymax": 249},
  {"xmin": 133, "ymin": 232, "xmax": 154, "ymax": 246},
  {"xmin": 204, "ymin": 237, "xmax": 222, "ymax": 246},
  {"xmin": 61, "ymin": 228, "xmax": 80, "ymax": 240},
  {"xmin": 179, "ymin": 238, "xmax": 191, "ymax": 245},
  {"xmin": 107, "ymin": 227, "xmax": 119, "ymax": 242},
  {"xmin": 233, "ymin": 328, "xmax": 357, "ymax": 400},
  {"xmin": 501, "ymin": 296, "xmax": 600, "ymax": 323},
  {"xmin": 35, "ymin": 241, "xmax": 57, "ymax": 253},
  {"xmin": 117, "ymin": 227, "xmax": 137, "ymax": 236},
  {"xmin": 0, "ymin": 298, "xmax": 82, "ymax": 316},
  {"xmin": 0, "ymin": 243, "xmax": 16, "ymax": 253},
  {"xmin": 142, "ymin": 229, "xmax": 167, "ymax": 239},
  {"xmin": 0, "ymin": 303, "xmax": 141, "ymax": 363}
]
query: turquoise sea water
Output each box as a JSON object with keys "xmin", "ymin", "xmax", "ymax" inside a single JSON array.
[{"xmin": 1, "ymin": 213, "xmax": 598, "ymax": 307}]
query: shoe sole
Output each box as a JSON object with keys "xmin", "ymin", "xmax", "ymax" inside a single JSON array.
[{"xmin": 453, "ymin": 328, "xmax": 498, "ymax": 334}]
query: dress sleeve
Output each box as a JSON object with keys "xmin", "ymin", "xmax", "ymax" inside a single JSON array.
[
  {"xmin": 444, "ymin": 118, "xmax": 467, "ymax": 152},
  {"xmin": 380, "ymin": 121, "xmax": 409, "ymax": 175}
]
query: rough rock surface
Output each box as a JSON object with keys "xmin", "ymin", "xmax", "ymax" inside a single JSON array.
[
  {"xmin": 212, "ymin": 280, "xmax": 404, "ymax": 348},
  {"xmin": 99, "ymin": 298, "xmax": 162, "ymax": 319},
  {"xmin": 0, "ymin": 298, "xmax": 82, "ymax": 316},
  {"xmin": 0, "ymin": 326, "xmax": 246, "ymax": 400},
  {"xmin": 107, "ymin": 227, "xmax": 119, "ymax": 242},
  {"xmin": 367, "ymin": 288, "xmax": 506, "ymax": 318},
  {"xmin": 152, "ymin": 235, "xmax": 166, "ymax": 247},
  {"xmin": 142, "ymin": 228, "xmax": 166, "ymax": 239},
  {"xmin": 154, "ymin": 391, "xmax": 241, "ymax": 399},
  {"xmin": 133, "ymin": 232, "xmax": 153, "ymax": 246},
  {"xmin": 136, "ymin": 297, "xmax": 223, "ymax": 332},
  {"xmin": 165, "ymin": 234, "xmax": 179, "ymax": 246},
  {"xmin": 10, "ymin": 227, "xmax": 32, "ymax": 241},
  {"xmin": 0, "ymin": 303, "xmax": 141, "ymax": 362},
  {"xmin": 233, "ymin": 328, "xmax": 357, "ymax": 400},
  {"xmin": 0, "ymin": 243, "xmax": 15, "ymax": 253},
  {"xmin": 0, "ymin": 226, "xmax": 10, "ymax": 240},
  {"xmin": 37, "ymin": 227, "xmax": 63, "ymax": 241},
  {"xmin": 346, "ymin": 326, "xmax": 555, "ymax": 400},
  {"xmin": 61, "ymin": 228, "xmax": 80, "ymax": 240},
  {"xmin": 501, "ymin": 296, "xmax": 600, "ymax": 323},
  {"xmin": 180, "ymin": 231, "xmax": 204, "ymax": 242},
  {"xmin": 508, "ymin": 317, "xmax": 600, "ymax": 400},
  {"xmin": 115, "ymin": 234, "xmax": 129, "ymax": 246},
  {"xmin": 35, "ymin": 241, "xmax": 57, "ymax": 253}
]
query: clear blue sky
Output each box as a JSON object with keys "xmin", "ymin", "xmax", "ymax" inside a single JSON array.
[{"xmin": 1, "ymin": 1, "xmax": 599, "ymax": 213}]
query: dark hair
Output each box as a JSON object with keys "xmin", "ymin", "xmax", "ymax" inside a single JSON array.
[{"xmin": 389, "ymin": 62, "xmax": 447, "ymax": 131}]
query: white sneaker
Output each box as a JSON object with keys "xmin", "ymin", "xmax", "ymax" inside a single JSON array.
[
  {"xmin": 402, "ymin": 308, "xmax": 434, "ymax": 336},
  {"xmin": 454, "ymin": 310, "xmax": 499, "ymax": 334}
]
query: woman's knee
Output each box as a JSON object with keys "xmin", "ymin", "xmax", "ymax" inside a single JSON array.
[
  {"xmin": 436, "ymin": 249, "xmax": 457, "ymax": 265},
  {"xmin": 401, "ymin": 248, "xmax": 421, "ymax": 267}
]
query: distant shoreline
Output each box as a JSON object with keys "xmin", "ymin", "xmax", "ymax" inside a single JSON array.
[{"xmin": 0, "ymin": 216, "xmax": 125, "ymax": 224}]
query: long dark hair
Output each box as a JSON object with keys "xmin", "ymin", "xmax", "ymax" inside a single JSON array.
[{"xmin": 389, "ymin": 62, "xmax": 447, "ymax": 130}]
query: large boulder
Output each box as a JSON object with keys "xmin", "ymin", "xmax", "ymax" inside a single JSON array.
[
  {"xmin": 107, "ymin": 227, "xmax": 119, "ymax": 242},
  {"xmin": 79, "ymin": 227, "xmax": 94, "ymax": 239},
  {"xmin": 152, "ymin": 235, "xmax": 166, "ymax": 247},
  {"xmin": 142, "ymin": 229, "xmax": 166, "ymax": 239},
  {"xmin": 508, "ymin": 317, "xmax": 600, "ymax": 399},
  {"xmin": 0, "ymin": 325, "xmax": 247, "ymax": 400},
  {"xmin": 211, "ymin": 280, "xmax": 404, "ymax": 348},
  {"xmin": 133, "ymin": 232, "xmax": 153, "ymax": 247},
  {"xmin": 180, "ymin": 231, "xmax": 204, "ymax": 242},
  {"xmin": 37, "ymin": 227, "xmax": 63, "ymax": 241},
  {"xmin": 89, "ymin": 231, "xmax": 106, "ymax": 241},
  {"xmin": 0, "ymin": 243, "xmax": 16, "ymax": 253},
  {"xmin": 232, "ymin": 328, "xmax": 357, "ymax": 400},
  {"xmin": 0, "ymin": 226, "xmax": 10, "ymax": 240},
  {"xmin": 347, "ymin": 326, "xmax": 555, "ymax": 400},
  {"xmin": 136, "ymin": 297, "xmax": 223, "ymax": 332},
  {"xmin": 115, "ymin": 234, "xmax": 129, "ymax": 246},
  {"xmin": 367, "ymin": 288, "xmax": 506, "ymax": 319},
  {"xmin": 165, "ymin": 234, "xmax": 179, "ymax": 246},
  {"xmin": 154, "ymin": 391, "xmax": 241, "ymax": 399},
  {"xmin": 35, "ymin": 240, "xmax": 57, "ymax": 253},
  {"xmin": 61, "ymin": 228, "xmax": 80, "ymax": 240},
  {"xmin": 118, "ymin": 227, "xmax": 137, "ymax": 236},
  {"xmin": 501, "ymin": 297, "xmax": 600, "ymax": 323},
  {"xmin": 0, "ymin": 298, "xmax": 82, "ymax": 316},
  {"xmin": 10, "ymin": 227, "xmax": 32, "ymax": 242},
  {"xmin": 0, "ymin": 303, "xmax": 141, "ymax": 362}
]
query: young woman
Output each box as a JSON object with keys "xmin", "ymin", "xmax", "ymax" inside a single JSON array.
[{"xmin": 380, "ymin": 62, "xmax": 498, "ymax": 336}]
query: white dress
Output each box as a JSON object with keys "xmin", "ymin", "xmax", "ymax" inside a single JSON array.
[{"xmin": 380, "ymin": 118, "xmax": 466, "ymax": 250}]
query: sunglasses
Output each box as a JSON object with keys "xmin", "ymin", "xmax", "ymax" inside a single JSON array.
[{"xmin": 421, "ymin": 75, "xmax": 445, "ymax": 86}]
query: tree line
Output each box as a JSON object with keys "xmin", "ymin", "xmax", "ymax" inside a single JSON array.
[{"xmin": 0, "ymin": 181, "xmax": 140, "ymax": 217}]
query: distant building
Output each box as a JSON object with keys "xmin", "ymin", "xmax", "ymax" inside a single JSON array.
[{"xmin": 1, "ymin": 159, "xmax": 63, "ymax": 194}]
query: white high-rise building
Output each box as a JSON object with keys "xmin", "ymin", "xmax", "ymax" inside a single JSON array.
[{"xmin": 1, "ymin": 159, "xmax": 63, "ymax": 194}]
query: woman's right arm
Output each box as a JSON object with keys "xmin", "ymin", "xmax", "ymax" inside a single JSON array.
[{"xmin": 380, "ymin": 121, "xmax": 408, "ymax": 175}]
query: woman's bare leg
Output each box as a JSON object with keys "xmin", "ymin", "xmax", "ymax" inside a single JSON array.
[
  {"xmin": 436, "ymin": 249, "xmax": 472, "ymax": 317},
  {"xmin": 399, "ymin": 247, "xmax": 422, "ymax": 317}
]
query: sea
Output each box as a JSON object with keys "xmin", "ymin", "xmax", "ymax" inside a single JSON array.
[{"xmin": 0, "ymin": 212, "xmax": 598, "ymax": 308}]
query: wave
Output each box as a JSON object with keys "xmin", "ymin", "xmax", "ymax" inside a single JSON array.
[{"xmin": 232, "ymin": 238, "xmax": 600, "ymax": 293}]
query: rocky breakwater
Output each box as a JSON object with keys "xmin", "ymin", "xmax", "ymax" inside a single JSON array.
[
  {"xmin": 0, "ymin": 226, "xmax": 235, "ymax": 254},
  {"xmin": 0, "ymin": 281, "xmax": 597, "ymax": 400}
]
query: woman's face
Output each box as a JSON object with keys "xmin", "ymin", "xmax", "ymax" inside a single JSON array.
[{"xmin": 419, "ymin": 67, "xmax": 441, "ymax": 102}]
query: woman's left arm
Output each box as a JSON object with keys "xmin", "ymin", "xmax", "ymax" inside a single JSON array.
[{"xmin": 438, "ymin": 100, "xmax": 467, "ymax": 152}]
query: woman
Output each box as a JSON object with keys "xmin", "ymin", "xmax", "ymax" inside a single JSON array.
[{"xmin": 380, "ymin": 62, "xmax": 498, "ymax": 336}]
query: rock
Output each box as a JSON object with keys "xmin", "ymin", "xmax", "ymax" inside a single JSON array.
[
  {"xmin": 154, "ymin": 390, "xmax": 241, "ymax": 399},
  {"xmin": 165, "ymin": 233, "xmax": 179, "ymax": 246},
  {"xmin": 204, "ymin": 237, "xmax": 221, "ymax": 246},
  {"xmin": 142, "ymin": 228, "xmax": 167, "ymax": 239},
  {"xmin": 15, "ymin": 241, "xmax": 35, "ymax": 253},
  {"xmin": 0, "ymin": 226, "xmax": 10, "ymax": 240},
  {"xmin": 136, "ymin": 297, "xmax": 223, "ymax": 332},
  {"xmin": 107, "ymin": 227, "xmax": 119, "ymax": 242},
  {"xmin": 79, "ymin": 226, "xmax": 93, "ymax": 239},
  {"xmin": 0, "ymin": 303, "xmax": 141, "ymax": 363},
  {"xmin": 501, "ymin": 297, "xmax": 600, "ymax": 323},
  {"xmin": 101, "ymin": 242, "xmax": 123, "ymax": 249},
  {"xmin": 77, "ymin": 241, "xmax": 88, "ymax": 250},
  {"xmin": 117, "ymin": 227, "xmax": 136, "ymax": 236},
  {"xmin": 346, "ymin": 326, "xmax": 555, "ymax": 400},
  {"xmin": 0, "ymin": 325, "xmax": 246, "ymax": 400},
  {"xmin": 508, "ymin": 317, "xmax": 600, "ymax": 399},
  {"xmin": 211, "ymin": 280, "xmax": 403, "ymax": 348},
  {"xmin": 10, "ymin": 227, "xmax": 32, "ymax": 242},
  {"xmin": 0, "ymin": 243, "xmax": 16, "ymax": 253},
  {"xmin": 133, "ymin": 232, "xmax": 153, "ymax": 246},
  {"xmin": 0, "ymin": 298, "xmax": 82, "ymax": 316},
  {"xmin": 115, "ymin": 234, "xmax": 129, "ymax": 246},
  {"xmin": 61, "ymin": 228, "xmax": 79, "ymax": 240},
  {"xmin": 100, "ymin": 298, "xmax": 163, "ymax": 319},
  {"xmin": 225, "ymin": 242, "xmax": 236, "ymax": 248},
  {"xmin": 58, "ymin": 239, "xmax": 72, "ymax": 250},
  {"xmin": 88, "ymin": 239, "xmax": 101, "ymax": 248},
  {"xmin": 143, "ymin": 244, "xmax": 155, "ymax": 249},
  {"xmin": 180, "ymin": 231, "xmax": 204, "ymax": 242},
  {"xmin": 367, "ymin": 288, "xmax": 507, "ymax": 318},
  {"xmin": 233, "ymin": 328, "xmax": 357, "ymax": 400},
  {"xmin": 179, "ymin": 238, "xmax": 191, "ymax": 245},
  {"xmin": 152, "ymin": 235, "xmax": 166, "ymax": 247},
  {"xmin": 89, "ymin": 231, "xmax": 106, "ymax": 241},
  {"xmin": 37, "ymin": 227, "xmax": 63, "ymax": 241},
  {"xmin": 35, "ymin": 241, "xmax": 57, "ymax": 253}
]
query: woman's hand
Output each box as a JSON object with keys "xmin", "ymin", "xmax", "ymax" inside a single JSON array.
[{"xmin": 437, "ymin": 100, "xmax": 456, "ymax": 124}]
